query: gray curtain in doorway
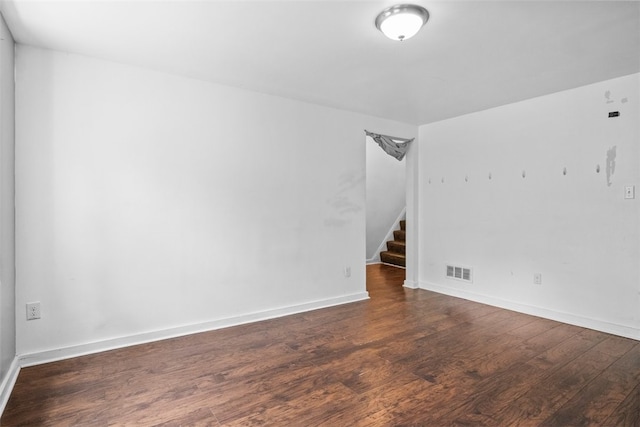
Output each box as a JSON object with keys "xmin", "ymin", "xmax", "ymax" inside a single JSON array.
[{"xmin": 365, "ymin": 130, "xmax": 414, "ymax": 161}]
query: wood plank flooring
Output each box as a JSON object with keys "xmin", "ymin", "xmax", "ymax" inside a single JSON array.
[{"xmin": 3, "ymin": 264, "xmax": 639, "ymax": 426}]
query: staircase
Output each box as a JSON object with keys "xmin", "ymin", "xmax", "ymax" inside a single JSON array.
[{"xmin": 380, "ymin": 220, "xmax": 406, "ymax": 267}]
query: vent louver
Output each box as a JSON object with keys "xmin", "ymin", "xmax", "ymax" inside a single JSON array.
[{"xmin": 446, "ymin": 264, "xmax": 473, "ymax": 283}]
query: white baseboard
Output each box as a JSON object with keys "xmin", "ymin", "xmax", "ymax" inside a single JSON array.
[
  {"xmin": 403, "ymin": 279, "xmax": 419, "ymax": 289},
  {"xmin": 381, "ymin": 262, "xmax": 405, "ymax": 269},
  {"xmin": 19, "ymin": 292, "xmax": 370, "ymax": 367},
  {"xmin": 0, "ymin": 357, "xmax": 20, "ymax": 416},
  {"xmin": 419, "ymin": 281, "xmax": 640, "ymax": 341}
]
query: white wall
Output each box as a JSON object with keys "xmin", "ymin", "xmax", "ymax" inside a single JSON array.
[
  {"xmin": 15, "ymin": 45, "xmax": 415, "ymax": 357},
  {"xmin": 365, "ymin": 136, "xmax": 405, "ymax": 261},
  {"xmin": 416, "ymin": 73, "xmax": 640, "ymax": 339},
  {"xmin": 0, "ymin": 12, "xmax": 16, "ymax": 404}
]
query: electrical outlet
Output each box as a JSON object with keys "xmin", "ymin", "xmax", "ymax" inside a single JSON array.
[
  {"xmin": 625, "ymin": 186, "xmax": 635, "ymax": 199},
  {"xmin": 26, "ymin": 302, "xmax": 41, "ymax": 320},
  {"xmin": 533, "ymin": 273, "xmax": 542, "ymax": 285},
  {"xmin": 344, "ymin": 266, "xmax": 351, "ymax": 278}
]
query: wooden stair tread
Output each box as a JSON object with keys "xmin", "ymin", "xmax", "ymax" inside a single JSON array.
[
  {"xmin": 386, "ymin": 240, "xmax": 406, "ymax": 254},
  {"xmin": 380, "ymin": 251, "xmax": 406, "ymax": 267}
]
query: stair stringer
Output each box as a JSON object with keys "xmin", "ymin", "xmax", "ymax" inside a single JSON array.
[{"xmin": 366, "ymin": 206, "xmax": 406, "ymax": 265}]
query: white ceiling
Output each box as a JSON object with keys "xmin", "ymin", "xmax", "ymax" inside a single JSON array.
[{"xmin": 1, "ymin": 0, "xmax": 639, "ymax": 125}]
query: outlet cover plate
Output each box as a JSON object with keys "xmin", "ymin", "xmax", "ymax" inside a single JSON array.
[
  {"xmin": 625, "ymin": 186, "xmax": 635, "ymax": 199},
  {"xmin": 26, "ymin": 302, "xmax": 41, "ymax": 320}
]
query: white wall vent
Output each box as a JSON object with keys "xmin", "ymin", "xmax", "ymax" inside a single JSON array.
[{"xmin": 446, "ymin": 264, "xmax": 473, "ymax": 283}]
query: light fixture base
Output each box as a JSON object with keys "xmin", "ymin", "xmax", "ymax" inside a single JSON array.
[{"xmin": 375, "ymin": 4, "xmax": 429, "ymax": 42}]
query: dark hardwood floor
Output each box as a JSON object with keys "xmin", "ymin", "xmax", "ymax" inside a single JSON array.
[{"xmin": 3, "ymin": 264, "xmax": 639, "ymax": 426}]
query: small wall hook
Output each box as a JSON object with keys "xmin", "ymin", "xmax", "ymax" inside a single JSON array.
[
  {"xmin": 563, "ymin": 167, "xmax": 567, "ymax": 176},
  {"xmin": 596, "ymin": 164, "xmax": 600, "ymax": 173},
  {"xmin": 522, "ymin": 170, "xmax": 526, "ymax": 178}
]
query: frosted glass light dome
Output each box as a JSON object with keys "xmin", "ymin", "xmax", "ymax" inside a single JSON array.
[{"xmin": 375, "ymin": 4, "xmax": 429, "ymax": 41}]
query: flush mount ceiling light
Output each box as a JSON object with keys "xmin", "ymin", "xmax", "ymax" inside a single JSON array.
[{"xmin": 375, "ymin": 4, "xmax": 429, "ymax": 41}]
